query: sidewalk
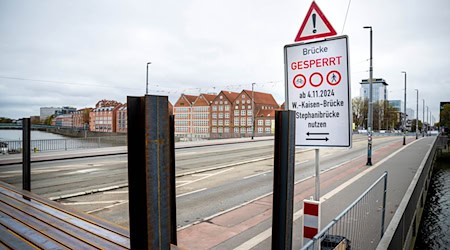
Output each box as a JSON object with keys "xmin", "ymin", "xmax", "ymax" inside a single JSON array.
[{"xmin": 176, "ymin": 136, "xmax": 435, "ymax": 249}]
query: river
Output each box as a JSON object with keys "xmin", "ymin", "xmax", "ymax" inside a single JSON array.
[
  {"xmin": 0, "ymin": 129, "xmax": 70, "ymax": 141},
  {"xmin": 415, "ymin": 153, "xmax": 450, "ymax": 249}
]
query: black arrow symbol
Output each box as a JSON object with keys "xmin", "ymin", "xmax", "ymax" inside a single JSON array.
[
  {"xmin": 306, "ymin": 137, "xmax": 329, "ymax": 141},
  {"xmin": 306, "ymin": 132, "xmax": 330, "ymax": 136}
]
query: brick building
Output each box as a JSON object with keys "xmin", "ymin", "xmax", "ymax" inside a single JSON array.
[
  {"xmin": 54, "ymin": 114, "xmax": 73, "ymax": 127},
  {"xmin": 191, "ymin": 94, "xmax": 216, "ymax": 139},
  {"xmin": 116, "ymin": 104, "xmax": 127, "ymax": 133},
  {"xmin": 89, "ymin": 100, "xmax": 122, "ymax": 132},
  {"xmin": 255, "ymin": 110, "xmax": 276, "ymax": 135},
  {"xmin": 73, "ymin": 108, "xmax": 92, "ymax": 129},
  {"xmin": 210, "ymin": 91, "xmax": 240, "ymax": 139},
  {"xmin": 174, "ymin": 94, "xmax": 198, "ymax": 139},
  {"xmin": 229, "ymin": 90, "xmax": 279, "ymax": 138}
]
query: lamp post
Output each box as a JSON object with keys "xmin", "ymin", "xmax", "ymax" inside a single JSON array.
[
  {"xmin": 415, "ymin": 89, "xmax": 419, "ymax": 139},
  {"xmin": 363, "ymin": 26, "xmax": 373, "ymax": 166},
  {"xmin": 401, "ymin": 71, "xmax": 407, "ymax": 145},
  {"xmin": 146, "ymin": 62, "xmax": 151, "ymax": 95},
  {"xmin": 423, "ymin": 99, "xmax": 425, "ymax": 137},
  {"xmin": 251, "ymin": 83, "xmax": 255, "ymax": 140}
]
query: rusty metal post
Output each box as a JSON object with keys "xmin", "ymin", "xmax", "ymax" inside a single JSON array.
[
  {"xmin": 22, "ymin": 118, "xmax": 31, "ymax": 191},
  {"xmin": 272, "ymin": 110, "xmax": 296, "ymax": 250},
  {"xmin": 170, "ymin": 114, "xmax": 177, "ymax": 245},
  {"xmin": 127, "ymin": 95, "xmax": 172, "ymax": 249}
]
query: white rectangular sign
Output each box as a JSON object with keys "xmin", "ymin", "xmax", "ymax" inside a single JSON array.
[{"xmin": 285, "ymin": 35, "xmax": 352, "ymax": 148}]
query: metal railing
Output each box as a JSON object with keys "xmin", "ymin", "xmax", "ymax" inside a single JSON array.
[
  {"xmin": 0, "ymin": 136, "xmax": 127, "ymax": 154},
  {"xmin": 302, "ymin": 172, "xmax": 388, "ymax": 250},
  {"xmin": 377, "ymin": 135, "xmax": 446, "ymax": 249}
]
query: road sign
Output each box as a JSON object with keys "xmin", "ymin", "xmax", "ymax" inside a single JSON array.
[
  {"xmin": 285, "ymin": 35, "xmax": 352, "ymax": 148},
  {"xmin": 294, "ymin": 1, "xmax": 337, "ymax": 42}
]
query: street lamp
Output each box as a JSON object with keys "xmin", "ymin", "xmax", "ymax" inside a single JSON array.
[
  {"xmin": 146, "ymin": 62, "xmax": 151, "ymax": 95},
  {"xmin": 363, "ymin": 26, "xmax": 373, "ymax": 166},
  {"xmin": 423, "ymin": 99, "xmax": 425, "ymax": 137},
  {"xmin": 415, "ymin": 89, "xmax": 419, "ymax": 139},
  {"xmin": 251, "ymin": 83, "xmax": 256, "ymax": 140},
  {"xmin": 401, "ymin": 71, "xmax": 407, "ymax": 145}
]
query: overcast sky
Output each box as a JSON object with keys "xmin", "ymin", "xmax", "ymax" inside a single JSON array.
[{"xmin": 1, "ymin": 0, "xmax": 449, "ymax": 123}]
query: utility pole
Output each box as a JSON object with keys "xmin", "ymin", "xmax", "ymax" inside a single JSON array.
[
  {"xmin": 146, "ymin": 62, "xmax": 151, "ymax": 95},
  {"xmin": 401, "ymin": 71, "xmax": 407, "ymax": 145},
  {"xmin": 363, "ymin": 26, "xmax": 373, "ymax": 166},
  {"xmin": 415, "ymin": 89, "xmax": 419, "ymax": 139},
  {"xmin": 251, "ymin": 83, "xmax": 255, "ymax": 140},
  {"xmin": 422, "ymin": 99, "xmax": 425, "ymax": 137}
]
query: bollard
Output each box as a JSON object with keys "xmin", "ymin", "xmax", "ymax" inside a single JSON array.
[
  {"xmin": 127, "ymin": 95, "xmax": 174, "ymax": 249},
  {"xmin": 271, "ymin": 110, "xmax": 296, "ymax": 250}
]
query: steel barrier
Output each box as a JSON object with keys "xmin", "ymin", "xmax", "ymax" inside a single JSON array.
[
  {"xmin": 0, "ymin": 136, "xmax": 127, "ymax": 153},
  {"xmin": 302, "ymin": 172, "xmax": 388, "ymax": 250}
]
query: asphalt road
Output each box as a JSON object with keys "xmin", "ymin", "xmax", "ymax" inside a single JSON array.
[{"xmin": 0, "ymin": 134, "xmax": 405, "ymax": 230}]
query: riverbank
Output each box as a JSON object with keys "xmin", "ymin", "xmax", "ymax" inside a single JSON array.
[
  {"xmin": 45, "ymin": 128, "xmax": 124, "ymax": 138},
  {"xmin": 415, "ymin": 152, "xmax": 450, "ymax": 249}
]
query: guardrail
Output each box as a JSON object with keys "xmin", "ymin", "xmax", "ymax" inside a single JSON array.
[
  {"xmin": 0, "ymin": 136, "xmax": 127, "ymax": 154},
  {"xmin": 302, "ymin": 172, "xmax": 388, "ymax": 250},
  {"xmin": 377, "ymin": 135, "xmax": 446, "ymax": 249}
]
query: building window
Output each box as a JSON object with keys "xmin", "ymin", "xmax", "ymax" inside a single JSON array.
[
  {"xmin": 212, "ymin": 113, "xmax": 217, "ymax": 118},
  {"xmin": 248, "ymin": 105, "xmax": 251, "ymax": 110},
  {"xmin": 234, "ymin": 118, "xmax": 239, "ymax": 126},
  {"xmin": 265, "ymin": 127, "xmax": 271, "ymax": 133},
  {"xmin": 241, "ymin": 119, "xmax": 246, "ymax": 126},
  {"xmin": 224, "ymin": 127, "xmax": 229, "ymax": 133},
  {"xmin": 218, "ymin": 120, "xmax": 223, "ymax": 126},
  {"xmin": 248, "ymin": 110, "xmax": 252, "ymax": 116},
  {"xmin": 265, "ymin": 120, "xmax": 271, "ymax": 126},
  {"xmin": 258, "ymin": 127, "xmax": 263, "ymax": 133},
  {"xmin": 258, "ymin": 120, "xmax": 263, "ymax": 126},
  {"xmin": 218, "ymin": 127, "xmax": 223, "ymax": 133},
  {"xmin": 247, "ymin": 118, "xmax": 252, "ymax": 126},
  {"xmin": 242, "ymin": 95, "xmax": 245, "ymax": 99},
  {"xmin": 234, "ymin": 127, "xmax": 239, "ymax": 133},
  {"xmin": 212, "ymin": 127, "xmax": 217, "ymax": 133},
  {"xmin": 219, "ymin": 113, "xmax": 223, "ymax": 118},
  {"xmin": 225, "ymin": 113, "xmax": 230, "ymax": 118},
  {"xmin": 247, "ymin": 100, "xmax": 251, "ymax": 104},
  {"xmin": 234, "ymin": 110, "xmax": 239, "ymax": 116},
  {"xmin": 212, "ymin": 105, "xmax": 217, "ymax": 111},
  {"xmin": 241, "ymin": 110, "xmax": 246, "ymax": 116},
  {"xmin": 212, "ymin": 120, "xmax": 217, "ymax": 126},
  {"xmin": 225, "ymin": 105, "xmax": 230, "ymax": 111},
  {"xmin": 225, "ymin": 120, "xmax": 230, "ymax": 126}
]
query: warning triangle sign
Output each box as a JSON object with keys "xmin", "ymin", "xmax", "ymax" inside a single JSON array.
[{"xmin": 294, "ymin": 1, "xmax": 337, "ymax": 42}]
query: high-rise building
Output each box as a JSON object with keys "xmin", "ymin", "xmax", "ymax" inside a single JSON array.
[{"xmin": 360, "ymin": 78, "xmax": 388, "ymax": 102}]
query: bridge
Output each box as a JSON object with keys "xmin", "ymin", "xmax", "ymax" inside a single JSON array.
[
  {"xmin": 0, "ymin": 123, "xmax": 58, "ymax": 130},
  {"xmin": 0, "ymin": 132, "xmax": 445, "ymax": 249}
]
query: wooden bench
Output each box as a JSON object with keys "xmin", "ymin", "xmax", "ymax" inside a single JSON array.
[{"xmin": 0, "ymin": 181, "xmax": 130, "ymax": 249}]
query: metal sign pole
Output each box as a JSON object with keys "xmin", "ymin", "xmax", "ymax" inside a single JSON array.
[{"xmin": 315, "ymin": 149, "xmax": 320, "ymax": 201}]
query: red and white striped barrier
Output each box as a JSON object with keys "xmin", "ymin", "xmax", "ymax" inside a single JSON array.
[{"xmin": 303, "ymin": 199, "xmax": 321, "ymax": 246}]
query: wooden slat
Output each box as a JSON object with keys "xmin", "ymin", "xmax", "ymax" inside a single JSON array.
[
  {"xmin": 0, "ymin": 211, "xmax": 67, "ymax": 249},
  {"xmin": 0, "ymin": 223, "xmax": 38, "ymax": 250},
  {"xmin": 0, "ymin": 181, "xmax": 130, "ymax": 249}
]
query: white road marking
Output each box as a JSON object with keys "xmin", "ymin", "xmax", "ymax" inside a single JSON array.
[
  {"xmin": 176, "ymin": 188, "xmax": 207, "ymax": 198},
  {"xmin": 234, "ymin": 138, "xmax": 421, "ymax": 249},
  {"xmin": 176, "ymin": 168, "xmax": 234, "ymax": 188},
  {"xmin": 60, "ymin": 200, "xmax": 128, "ymax": 205},
  {"xmin": 87, "ymin": 201, "xmax": 129, "ymax": 214},
  {"xmin": 243, "ymin": 170, "xmax": 272, "ymax": 179},
  {"xmin": 102, "ymin": 191, "xmax": 128, "ymax": 194},
  {"xmin": 66, "ymin": 168, "xmax": 99, "ymax": 175}
]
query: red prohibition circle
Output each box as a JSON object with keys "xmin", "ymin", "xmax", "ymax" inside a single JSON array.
[
  {"xmin": 293, "ymin": 74, "xmax": 306, "ymax": 88},
  {"xmin": 309, "ymin": 72, "xmax": 323, "ymax": 87},
  {"xmin": 327, "ymin": 70, "xmax": 342, "ymax": 86}
]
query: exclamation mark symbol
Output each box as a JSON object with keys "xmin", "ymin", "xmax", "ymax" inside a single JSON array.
[{"xmin": 312, "ymin": 13, "xmax": 317, "ymax": 33}]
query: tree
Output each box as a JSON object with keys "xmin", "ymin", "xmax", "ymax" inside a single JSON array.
[
  {"xmin": 440, "ymin": 104, "xmax": 450, "ymax": 128},
  {"xmin": 0, "ymin": 117, "xmax": 13, "ymax": 123},
  {"xmin": 352, "ymin": 97, "xmax": 368, "ymax": 129}
]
